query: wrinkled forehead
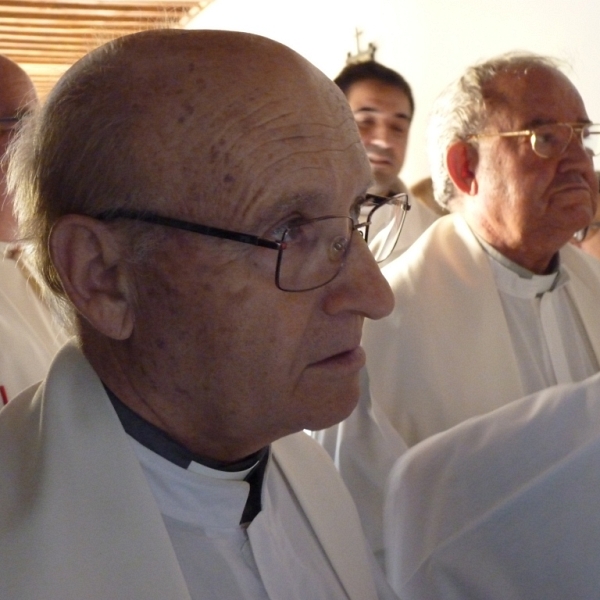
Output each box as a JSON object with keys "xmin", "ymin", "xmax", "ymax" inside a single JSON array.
[
  {"xmin": 205, "ymin": 85, "xmax": 366, "ymax": 226},
  {"xmin": 129, "ymin": 40, "xmax": 366, "ymax": 223},
  {"xmin": 482, "ymin": 65, "xmax": 585, "ymax": 123}
]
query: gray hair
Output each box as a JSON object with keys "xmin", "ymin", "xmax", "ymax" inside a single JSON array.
[
  {"xmin": 8, "ymin": 36, "xmax": 165, "ymax": 328},
  {"xmin": 428, "ymin": 52, "xmax": 561, "ymax": 209}
]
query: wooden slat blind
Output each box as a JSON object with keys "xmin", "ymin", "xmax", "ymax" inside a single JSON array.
[{"xmin": 0, "ymin": 0, "xmax": 209, "ymax": 99}]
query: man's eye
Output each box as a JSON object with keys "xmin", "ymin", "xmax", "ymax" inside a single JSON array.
[
  {"xmin": 536, "ymin": 132, "xmax": 555, "ymax": 144},
  {"xmin": 270, "ymin": 217, "xmax": 305, "ymax": 241},
  {"xmin": 279, "ymin": 221, "xmax": 320, "ymax": 251},
  {"xmin": 355, "ymin": 118, "xmax": 375, "ymax": 128}
]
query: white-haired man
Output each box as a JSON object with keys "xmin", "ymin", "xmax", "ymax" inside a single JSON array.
[
  {"xmin": 365, "ymin": 52, "xmax": 600, "ymax": 446},
  {"xmin": 316, "ymin": 52, "xmax": 600, "ymax": 568}
]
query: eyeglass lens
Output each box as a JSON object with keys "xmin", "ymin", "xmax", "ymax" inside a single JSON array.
[
  {"xmin": 276, "ymin": 217, "xmax": 353, "ymax": 292},
  {"xmin": 370, "ymin": 201, "xmax": 409, "ymax": 263},
  {"xmin": 532, "ymin": 124, "xmax": 600, "ymax": 158},
  {"xmin": 365, "ymin": 195, "xmax": 409, "ymax": 263},
  {"xmin": 275, "ymin": 196, "xmax": 409, "ymax": 291}
]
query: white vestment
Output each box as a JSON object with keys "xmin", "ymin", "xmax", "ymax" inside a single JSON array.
[
  {"xmin": 0, "ymin": 242, "xmax": 65, "ymax": 402},
  {"xmin": 384, "ymin": 371, "xmax": 600, "ymax": 600},
  {"xmin": 363, "ymin": 212, "xmax": 600, "ymax": 446},
  {"xmin": 0, "ymin": 342, "xmax": 393, "ymax": 600},
  {"xmin": 313, "ymin": 369, "xmax": 408, "ymax": 567},
  {"xmin": 316, "ymin": 212, "xmax": 600, "ymax": 567}
]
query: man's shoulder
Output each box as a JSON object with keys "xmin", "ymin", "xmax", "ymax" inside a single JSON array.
[
  {"xmin": 561, "ymin": 242, "xmax": 600, "ymax": 284},
  {"xmin": 381, "ymin": 213, "xmax": 488, "ymax": 291},
  {"xmin": 386, "ymin": 372, "xmax": 600, "ymax": 598},
  {"xmin": 391, "ymin": 371, "xmax": 600, "ymax": 504},
  {"xmin": 272, "ymin": 431, "xmax": 339, "ymax": 473}
]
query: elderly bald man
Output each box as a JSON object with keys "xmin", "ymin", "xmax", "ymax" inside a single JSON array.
[
  {"xmin": 0, "ymin": 30, "xmax": 400, "ymax": 600},
  {"xmin": 0, "ymin": 55, "xmax": 65, "ymax": 404}
]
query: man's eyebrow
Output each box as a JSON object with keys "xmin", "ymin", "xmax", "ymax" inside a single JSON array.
[
  {"xmin": 525, "ymin": 117, "xmax": 593, "ymax": 129},
  {"xmin": 254, "ymin": 192, "xmax": 327, "ymax": 225},
  {"xmin": 257, "ymin": 189, "xmax": 369, "ymax": 227},
  {"xmin": 353, "ymin": 106, "xmax": 411, "ymax": 121}
]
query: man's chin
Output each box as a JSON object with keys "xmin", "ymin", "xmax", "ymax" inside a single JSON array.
[
  {"xmin": 304, "ymin": 387, "xmax": 361, "ymax": 432},
  {"xmin": 370, "ymin": 170, "xmax": 399, "ymax": 194}
]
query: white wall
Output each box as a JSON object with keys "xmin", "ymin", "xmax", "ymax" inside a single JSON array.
[{"xmin": 187, "ymin": 0, "xmax": 600, "ymax": 185}]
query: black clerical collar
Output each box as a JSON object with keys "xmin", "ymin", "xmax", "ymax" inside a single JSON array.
[{"xmin": 105, "ymin": 385, "xmax": 269, "ymax": 524}]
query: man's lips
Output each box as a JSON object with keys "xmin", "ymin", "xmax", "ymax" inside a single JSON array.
[
  {"xmin": 552, "ymin": 173, "xmax": 592, "ymax": 193},
  {"xmin": 309, "ymin": 346, "xmax": 366, "ymax": 369},
  {"xmin": 368, "ymin": 154, "xmax": 392, "ymax": 166},
  {"xmin": 553, "ymin": 183, "xmax": 590, "ymax": 194}
]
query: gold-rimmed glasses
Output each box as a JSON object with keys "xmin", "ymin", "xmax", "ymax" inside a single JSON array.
[{"xmin": 468, "ymin": 122, "xmax": 600, "ymax": 159}]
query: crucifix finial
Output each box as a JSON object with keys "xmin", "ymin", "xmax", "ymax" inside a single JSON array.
[{"xmin": 346, "ymin": 27, "xmax": 377, "ymax": 65}]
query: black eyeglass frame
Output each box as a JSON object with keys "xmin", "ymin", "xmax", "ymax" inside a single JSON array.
[
  {"xmin": 95, "ymin": 192, "xmax": 409, "ymax": 292},
  {"xmin": 0, "ymin": 112, "xmax": 31, "ymax": 127},
  {"xmin": 0, "ymin": 116, "xmax": 22, "ymax": 133},
  {"xmin": 573, "ymin": 222, "xmax": 600, "ymax": 243}
]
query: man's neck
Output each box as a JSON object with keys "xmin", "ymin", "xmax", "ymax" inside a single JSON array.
[
  {"xmin": 462, "ymin": 213, "xmax": 562, "ymax": 275},
  {"xmin": 469, "ymin": 223, "xmax": 560, "ymax": 276},
  {"xmin": 369, "ymin": 176, "xmax": 406, "ymax": 197}
]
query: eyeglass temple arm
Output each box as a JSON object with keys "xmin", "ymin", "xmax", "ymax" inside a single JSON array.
[
  {"xmin": 95, "ymin": 209, "xmax": 281, "ymax": 250},
  {"xmin": 359, "ymin": 193, "xmax": 410, "ymax": 245}
]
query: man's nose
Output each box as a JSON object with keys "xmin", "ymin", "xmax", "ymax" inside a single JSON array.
[
  {"xmin": 368, "ymin": 122, "xmax": 393, "ymax": 149},
  {"xmin": 323, "ymin": 231, "xmax": 394, "ymax": 319},
  {"xmin": 563, "ymin": 128, "xmax": 596, "ymax": 165}
]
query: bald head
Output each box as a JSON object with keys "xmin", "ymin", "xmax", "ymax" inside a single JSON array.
[
  {"xmin": 42, "ymin": 29, "xmax": 351, "ymax": 209},
  {"xmin": 0, "ymin": 55, "xmax": 36, "ymax": 241},
  {"xmin": 98, "ymin": 30, "xmax": 353, "ymax": 222},
  {"xmin": 0, "ymin": 55, "xmax": 35, "ymax": 111},
  {"xmin": 12, "ymin": 28, "xmax": 365, "ymax": 318},
  {"xmin": 9, "ymin": 29, "xmax": 389, "ymax": 458}
]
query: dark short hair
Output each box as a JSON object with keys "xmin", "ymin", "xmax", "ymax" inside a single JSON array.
[{"xmin": 334, "ymin": 61, "xmax": 414, "ymax": 116}]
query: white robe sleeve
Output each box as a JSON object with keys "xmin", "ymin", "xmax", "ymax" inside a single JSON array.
[
  {"xmin": 314, "ymin": 368, "xmax": 407, "ymax": 567},
  {"xmin": 384, "ymin": 371, "xmax": 600, "ymax": 600}
]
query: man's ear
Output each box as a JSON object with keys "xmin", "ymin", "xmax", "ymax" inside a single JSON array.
[
  {"xmin": 50, "ymin": 214, "xmax": 135, "ymax": 340},
  {"xmin": 446, "ymin": 141, "xmax": 479, "ymax": 196}
]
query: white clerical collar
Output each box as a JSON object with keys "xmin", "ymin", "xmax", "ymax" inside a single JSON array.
[
  {"xmin": 188, "ymin": 459, "xmax": 256, "ymax": 480},
  {"xmin": 473, "ymin": 231, "xmax": 568, "ymax": 298},
  {"xmin": 129, "ymin": 436, "xmax": 251, "ymax": 527}
]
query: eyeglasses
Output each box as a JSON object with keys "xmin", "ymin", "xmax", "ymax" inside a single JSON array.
[
  {"xmin": 573, "ymin": 222, "xmax": 600, "ymax": 243},
  {"xmin": 0, "ymin": 116, "xmax": 24, "ymax": 135},
  {"xmin": 0, "ymin": 111, "xmax": 31, "ymax": 134},
  {"xmin": 468, "ymin": 122, "xmax": 600, "ymax": 159},
  {"xmin": 361, "ymin": 192, "xmax": 410, "ymax": 262},
  {"xmin": 95, "ymin": 192, "xmax": 409, "ymax": 292}
]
